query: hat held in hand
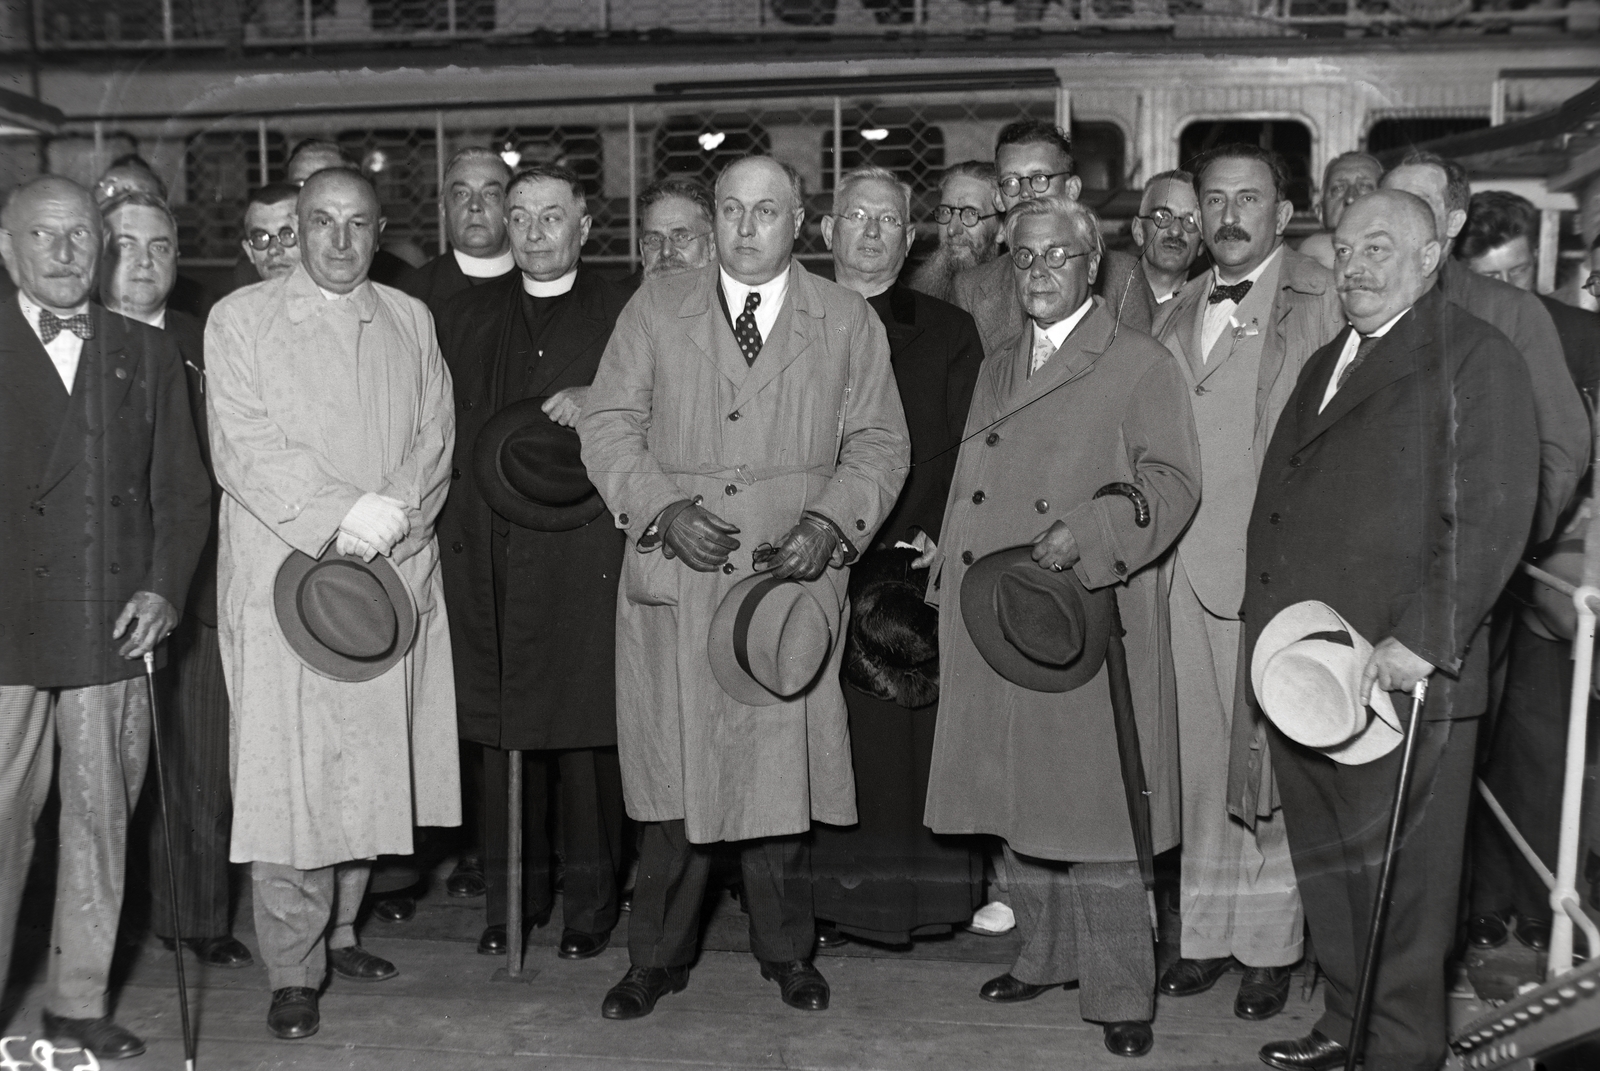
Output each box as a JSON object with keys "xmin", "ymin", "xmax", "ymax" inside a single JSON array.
[
  {"xmin": 274, "ymin": 547, "xmax": 418, "ymax": 682},
  {"xmin": 960, "ymin": 546, "xmax": 1112, "ymax": 693},
  {"xmin": 709, "ymin": 572, "xmax": 839, "ymax": 707},
  {"xmin": 473, "ymin": 396, "xmax": 606, "ymax": 532},
  {"xmin": 843, "ymin": 547, "xmax": 940, "ymax": 709},
  {"xmin": 1250, "ymin": 600, "xmax": 1401, "ymax": 765}
]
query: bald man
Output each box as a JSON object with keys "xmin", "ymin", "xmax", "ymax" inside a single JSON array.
[
  {"xmin": 1244, "ymin": 190, "xmax": 1539, "ymax": 1071},
  {"xmin": 206, "ymin": 168, "xmax": 459, "ymax": 1040},
  {"xmin": 0, "ymin": 176, "xmax": 209, "ymax": 1059}
]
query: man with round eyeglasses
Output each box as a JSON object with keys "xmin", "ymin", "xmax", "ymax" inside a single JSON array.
[
  {"xmin": 909, "ymin": 161, "xmax": 1002, "ymax": 302},
  {"xmin": 1129, "ymin": 170, "xmax": 1203, "ymax": 307},
  {"xmin": 239, "ymin": 183, "xmax": 302, "ymax": 283},
  {"xmin": 638, "ymin": 177, "xmax": 716, "ymax": 280}
]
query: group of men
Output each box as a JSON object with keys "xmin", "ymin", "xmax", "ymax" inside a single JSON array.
[{"xmin": 0, "ymin": 114, "xmax": 1593, "ymax": 1071}]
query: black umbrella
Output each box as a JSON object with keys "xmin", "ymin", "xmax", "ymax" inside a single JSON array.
[{"xmin": 143, "ymin": 652, "xmax": 196, "ymax": 1071}]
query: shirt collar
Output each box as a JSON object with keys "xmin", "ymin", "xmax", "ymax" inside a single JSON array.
[
  {"xmin": 455, "ymin": 247, "xmax": 515, "ymax": 279},
  {"xmin": 1034, "ymin": 297, "xmax": 1095, "ymax": 351},
  {"xmin": 122, "ymin": 306, "xmax": 166, "ymax": 329},
  {"xmin": 1212, "ymin": 242, "xmax": 1283, "ymax": 290},
  {"xmin": 18, "ymin": 289, "xmax": 90, "ymax": 327},
  {"xmin": 719, "ymin": 264, "xmax": 790, "ymax": 310},
  {"xmin": 522, "ymin": 266, "xmax": 578, "ymax": 298},
  {"xmin": 1362, "ymin": 307, "xmax": 1410, "ymax": 339}
]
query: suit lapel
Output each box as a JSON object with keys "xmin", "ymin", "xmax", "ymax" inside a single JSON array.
[
  {"xmin": 524, "ymin": 267, "xmax": 612, "ymax": 398},
  {"xmin": 682, "ymin": 268, "xmax": 751, "ymax": 388},
  {"xmin": 1011, "ymin": 300, "xmax": 1112, "ymax": 406},
  {"xmin": 41, "ymin": 307, "xmax": 136, "ymax": 495},
  {"xmin": 1296, "ymin": 315, "xmax": 1421, "ymax": 449},
  {"xmin": 730, "ymin": 262, "xmax": 817, "ymax": 414}
]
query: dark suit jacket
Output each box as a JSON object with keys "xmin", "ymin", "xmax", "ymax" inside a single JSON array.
[
  {"xmin": 1241, "ymin": 287, "xmax": 1539, "ymax": 729},
  {"xmin": 867, "ymin": 285, "xmax": 984, "ymax": 546},
  {"xmin": 1540, "ymin": 293, "xmax": 1600, "ymax": 409},
  {"xmin": 165, "ymin": 308, "xmax": 219, "ymax": 628},
  {"xmin": 396, "ymin": 251, "xmax": 515, "ymax": 323},
  {"xmin": 0, "ymin": 298, "xmax": 211, "ymax": 688},
  {"xmin": 949, "ymin": 247, "xmax": 1156, "ymax": 358},
  {"xmin": 435, "ymin": 267, "xmax": 632, "ymax": 750}
]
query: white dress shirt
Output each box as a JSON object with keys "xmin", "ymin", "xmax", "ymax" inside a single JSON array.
[
  {"xmin": 719, "ymin": 265, "xmax": 790, "ymax": 343},
  {"xmin": 456, "ymin": 247, "xmax": 515, "ymax": 279},
  {"xmin": 1030, "ymin": 297, "xmax": 1094, "ymax": 375},
  {"xmin": 1319, "ymin": 307, "xmax": 1409, "ymax": 413},
  {"xmin": 1201, "ymin": 244, "xmax": 1282, "ymax": 358},
  {"xmin": 523, "ymin": 267, "xmax": 578, "ymax": 298},
  {"xmin": 18, "ymin": 290, "xmax": 89, "ymax": 394}
]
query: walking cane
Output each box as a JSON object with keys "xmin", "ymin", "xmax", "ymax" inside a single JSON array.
[
  {"xmin": 143, "ymin": 652, "xmax": 197, "ymax": 1071},
  {"xmin": 1343, "ymin": 678, "xmax": 1429, "ymax": 1071}
]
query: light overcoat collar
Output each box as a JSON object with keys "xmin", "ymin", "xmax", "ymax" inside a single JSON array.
[
  {"xmin": 283, "ymin": 262, "xmax": 379, "ymax": 324},
  {"xmin": 679, "ymin": 260, "xmax": 826, "ymax": 412}
]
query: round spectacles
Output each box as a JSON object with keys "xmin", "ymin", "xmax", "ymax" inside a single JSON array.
[
  {"xmin": 934, "ymin": 205, "xmax": 999, "ymax": 227},
  {"xmin": 1138, "ymin": 208, "xmax": 1200, "ymax": 234},
  {"xmin": 1011, "ymin": 245, "xmax": 1093, "ymax": 271},
  {"xmin": 246, "ymin": 226, "xmax": 298, "ymax": 251},
  {"xmin": 997, "ymin": 171, "xmax": 1072, "ymax": 198},
  {"xmin": 831, "ymin": 209, "xmax": 905, "ymax": 230},
  {"xmin": 639, "ymin": 230, "xmax": 709, "ymax": 252},
  {"xmin": 1584, "ymin": 270, "xmax": 1600, "ymax": 298}
]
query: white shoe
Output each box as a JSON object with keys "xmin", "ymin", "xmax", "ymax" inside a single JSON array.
[{"xmin": 966, "ymin": 901, "xmax": 1015, "ymax": 935}]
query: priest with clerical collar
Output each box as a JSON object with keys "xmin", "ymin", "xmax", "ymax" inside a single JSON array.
[{"xmin": 397, "ymin": 148, "xmax": 518, "ymax": 322}]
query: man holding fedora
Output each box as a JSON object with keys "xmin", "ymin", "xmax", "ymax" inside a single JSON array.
[
  {"xmin": 435, "ymin": 162, "xmax": 633, "ymax": 962},
  {"xmin": 1243, "ymin": 189, "xmax": 1539, "ymax": 1071},
  {"xmin": 924, "ymin": 194, "xmax": 1200, "ymax": 1059},
  {"xmin": 580, "ymin": 154, "xmax": 909, "ymax": 1019},
  {"xmin": 206, "ymin": 167, "xmax": 460, "ymax": 1040},
  {"xmin": 1148, "ymin": 144, "xmax": 1344, "ymax": 1020}
]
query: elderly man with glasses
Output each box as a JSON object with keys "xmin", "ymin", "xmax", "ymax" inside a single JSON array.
[
  {"xmin": 637, "ymin": 176, "xmax": 717, "ymax": 280},
  {"xmin": 925, "ymin": 194, "xmax": 1200, "ymax": 1059},
  {"xmin": 908, "ymin": 160, "xmax": 1002, "ymax": 302},
  {"xmin": 1129, "ymin": 170, "xmax": 1203, "ymax": 306}
]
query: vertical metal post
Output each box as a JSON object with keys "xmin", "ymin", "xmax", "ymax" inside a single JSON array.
[
  {"xmin": 1055, "ymin": 87, "xmax": 1071, "ymax": 132},
  {"xmin": 161, "ymin": 0, "xmax": 174, "ymax": 44},
  {"xmin": 303, "ymin": 0, "xmax": 313, "ymax": 42},
  {"xmin": 435, "ymin": 110, "xmax": 448, "ymax": 255},
  {"xmin": 506, "ymin": 751, "xmax": 525, "ymax": 977},
  {"xmin": 627, "ymin": 105, "xmax": 638, "ymax": 272},
  {"xmin": 448, "ymin": 0, "xmax": 457, "ymax": 34},
  {"xmin": 832, "ymin": 97, "xmax": 843, "ymax": 194},
  {"xmin": 1550, "ymin": 514, "xmax": 1600, "ymax": 978},
  {"xmin": 599, "ymin": 0, "xmax": 610, "ymax": 33},
  {"xmin": 92, "ymin": 121, "xmax": 104, "ymax": 180},
  {"xmin": 1537, "ymin": 209, "xmax": 1559, "ymax": 295},
  {"xmin": 913, "ymin": 0, "xmax": 924, "ymax": 26},
  {"xmin": 1491, "ymin": 77, "xmax": 1507, "ymax": 127},
  {"xmin": 258, "ymin": 120, "xmax": 270, "ymax": 186}
]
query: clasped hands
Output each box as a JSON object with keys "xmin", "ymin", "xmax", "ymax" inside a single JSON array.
[
  {"xmin": 337, "ymin": 492, "xmax": 411, "ymax": 562},
  {"xmin": 660, "ymin": 501, "xmax": 840, "ymax": 581}
]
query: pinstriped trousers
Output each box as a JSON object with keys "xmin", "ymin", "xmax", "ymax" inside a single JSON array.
[{"xmin": 0, "ymin": 679, "xmax": 150, "ymax": 1019}]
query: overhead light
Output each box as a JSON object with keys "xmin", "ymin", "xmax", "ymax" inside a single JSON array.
[
  {"xmin": 499, "ymin": 140, "xmax": 522, "ymax": 168},
  {"xmin": 860, "ymin": 127, "xmax": 889, "ymax": 142},
  {"xmin": 364, "ymin": 148, "xmax": 388, "ymax": 174},
  {"xmin": 698, "ymin": 131, "xmax": 727, "ymax": 151}
]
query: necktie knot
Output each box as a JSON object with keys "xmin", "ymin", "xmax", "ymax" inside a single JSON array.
[
  {"xmin": 742, "ymin": 291, "xmax": 761, "ymax": 315},
  {"xmin": 39, "ymin": 309, "xmax": 94, "ymax": 344},
  {"xmin": 1336, "ymin": 332, "xmax": 1380, "ymax": 391},
  {"xmin": 1208, "ymin": 280, "xmax": 1253, "ymax": 305}
]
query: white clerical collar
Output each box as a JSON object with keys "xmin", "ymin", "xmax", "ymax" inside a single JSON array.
[
  {"xmin": 1213, "ymin": 242, "xmax": 1283, "ymax": 289},
  {"xmin": 523, "ymin": 267, "xmax": 578, "ymax": 297},
  {"xmin": 455, "ymin": 247, "xmax": 515, "ymax": 279},
  {"xmin": 1035, "ymin": 297, "xmax": 1095, "ymax": 351}
]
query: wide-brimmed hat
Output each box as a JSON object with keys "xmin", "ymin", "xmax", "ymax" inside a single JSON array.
[
  {"xmin": 1251, "ymin": 600, "xmax": 1401, "ymax": 765},
  {"xmin": 473, "ymin": 397, "xmax": 606, "ymax": 532},
  {"xmin": 274, "ymin": 548, "xmax": 418, "ymax": 682},
  {"xmin": 843, "ymin": 547, "xmax": 939, "ymax": 709},
  {"xmin": 708, "ymin": 572, "xmax": 839, "ymax": 707},
  {"xmin": 960, "ymin": 546, "xmax": 1112, "ymax": 693}
]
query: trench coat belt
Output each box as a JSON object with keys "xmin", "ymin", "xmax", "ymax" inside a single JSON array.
[{"xmin": 660, "ymin": 463, "xmax": 835, "ymax": 485}]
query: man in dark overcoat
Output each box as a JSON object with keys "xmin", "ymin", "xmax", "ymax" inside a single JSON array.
[
  {"xmin": 809, "ymin": 165, "xmax": 985, "ymax": 947},
  {"xmin": 1243, "ymin": 190, "xmax": 1540, "ymax": 1071},
  {"xmin": 436, "ymin": 163, "xmax": 633, "ymax": 960},
  {"xmin": 0, "ymin": 176, "xmax": 210, "ymax": 1060},
  {"xmin": 398, "ymin": 147, "xmax": 517, "ymax": 319}
]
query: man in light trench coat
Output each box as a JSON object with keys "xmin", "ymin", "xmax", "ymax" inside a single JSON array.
[
  {"xmin": 580, "ymin": 154, "xmax": 909, "ymax": 1020},
  {"xmin": 206, "ymin": 169, "xmax": 460, "ymax": 1040}
]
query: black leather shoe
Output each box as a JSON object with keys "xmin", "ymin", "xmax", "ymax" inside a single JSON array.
[
  {"xmin": 979, "ymin": 972, "xmax": 1057, "ymax": 1003},
  {"xmin": 40, "ymin": 1013, "xmax": 145, "ymax": 1060},
  {"xmin": 1103, "ymin": 1020, "xmax": 1153, "ymax": 1058},
  {"xmin": 1259, "ymin": 1030, "xmax": 1349, "ymax": 1071},
  {"xmin": 162, "ymin": 934, "xmax": 254, "ymax": 968},
  {"xmin": 759, "ymin": 959, "xmax": 830, "ymax": 1011},
  {"xmin": 371, "ymin": 895, "xmax": 416, "ymax": 923},
  {"xmin": 558, "ymin": 929, "xmax": 610, "ymax": 960},
  {"xmin": 815, "ymin": 922, "xmax": 851, "ymax": 950},
  {"xmin": 266, "ymin": 987, "xmax": 320, "ymax": 1040},
  {"xmin": 1516, "ymin": 916, "xmax": 1551, "ymax": 952},
  {"xmin": 1158, "ymin": 955, "xmax": 1234, "ymax": 997},
  {"xmin": 1468, "ymin": 912, "xmax": 1509, "ymax": 949},
  {"xmin": 601, "ymin": 965, "xmax": 690, "ymax": 1020},
  {"xmin": 328, "ymin": 944, "xmax": 398, "ymax": 981},
  {"xmin": 1235, "ymin": 965, "xmax": 1292, "ymax": 1020},
  {"xmin": 620, "ymin": 887, "xmax": 633, "ymax": 913},
  {"xmin": 446, "ymin": 857, "xmax": 486, "ymax": 898}
]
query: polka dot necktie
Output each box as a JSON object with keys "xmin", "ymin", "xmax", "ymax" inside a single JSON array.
[{"xmin": 735, "ymin": 291, "xmax": 763, "ymax": 366}]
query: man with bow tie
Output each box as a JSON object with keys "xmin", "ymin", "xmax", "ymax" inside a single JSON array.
[
  {"xmin": 1149, "ymin": 144, "xmax": 1344, "ymax": 1022},
  {"xmin": 0, "ymin": 176, "xmax": 209, "ymax": 1060}
]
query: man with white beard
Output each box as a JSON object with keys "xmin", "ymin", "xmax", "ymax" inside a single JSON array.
[{"xmin": 907, "ymin": 161, "xmax": 1001, "ymax": 301}]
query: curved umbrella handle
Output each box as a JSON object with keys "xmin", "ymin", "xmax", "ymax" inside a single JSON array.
[{"xmin": 1094, "ymin": 482, "xmax": 1150, "ymax": 528}]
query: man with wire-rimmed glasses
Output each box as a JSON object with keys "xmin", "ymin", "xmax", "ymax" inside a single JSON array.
[
  {"xmin": 908, "ymin": 160, "xmax": 1002, "ymax": 302},
  {"xmin": 1129, "ymin": 170, "xmax": 1203, "ymax": 307},
  {"xmin": 638, "ymin": 177, "xmax": 716, "ymax": 280}
]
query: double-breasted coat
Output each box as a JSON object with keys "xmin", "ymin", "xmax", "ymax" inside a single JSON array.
[
  {"xmin": 579, "ymin": 261, "xmax": 910, "ymax": 845},
  {"xmin": 950, "ymin": 248, "xmax": 1157, "ymax": 353},
  {"xmin": 206, "ymin": 267, "xmax": 460, "ymax": 869},
  {"xmin": 436, "ymin": 267, "xmax": 632, "ymax": 751},
  {"xmin": 924, "ymin": 299, "xmax": 1201, "ymax": 862}
]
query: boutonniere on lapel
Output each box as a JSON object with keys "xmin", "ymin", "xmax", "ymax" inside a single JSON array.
[{"xmin": 1230, "ymin": 316, "xmax": 1260, "ymax": 341}]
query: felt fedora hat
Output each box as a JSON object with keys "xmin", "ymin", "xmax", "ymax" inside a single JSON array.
[
  {"xmin": 960, "ymin": 546, "xmax": 1112, "ymax": 694},
  {"xmin": 843, "ymin": 547, "xmax": 940, "ymax": 709},
  {"xmin": 708, "ymin": 572, "xmax": 839, "ymax": 707},
  {"xmin": 274, "ymin": 548, "xmax": 418, "ymax": 683},
  {"xmin": 1251, "ymin": 600, "xmax": 1401, "ymax": 766},
  {"xmin": 473, "ymin": 396, "xmax": 606, "ymax": 532}
]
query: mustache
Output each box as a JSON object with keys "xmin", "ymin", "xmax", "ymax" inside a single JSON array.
[{"xmin": 1212, "ymin": 224, "xmax": 1251, "ymax": 244}]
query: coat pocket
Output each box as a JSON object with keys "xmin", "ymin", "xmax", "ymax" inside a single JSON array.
[{"xmin": 621, "ymin": 546, "xmax": 679, "ymax": 607}]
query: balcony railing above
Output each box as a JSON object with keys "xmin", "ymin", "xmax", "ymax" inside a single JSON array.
[{"xmin": 14, "ymin": 0, "xmax": 1598, "ymax": 51}]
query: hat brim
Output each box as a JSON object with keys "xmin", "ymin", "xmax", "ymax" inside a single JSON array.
[
  {"xmin": 274, "ymin": 548, "xmax": 418, "ymax": 683},
  {"xmin": 708, "ymin": 572, "xmax": 838, "ymax": 707},
  {"xmin": 474, "ymin": 398, "xmax": 608, "ymax": 533},
  {"xmin": 959, "ymin": 546, "xmax": 1111, "ymax": 694}
]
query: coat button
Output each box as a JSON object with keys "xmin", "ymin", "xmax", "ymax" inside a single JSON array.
[
  {"xmin": 464, "ymin": 400, "xmax": 474, "ymax": 410},
  {"xmin": 618, "ymin": 513, "xmax": 629, "ymax": 526},
  {"xmin": 728, "ymin": 411, "xmax": 740, "ymax": 421},
  {"xmin": 1195, "ymin": 385, "xmax": 1207, "ymax": 396},
  {"xmin": 452, "ymin": 541, "xmax": 463, "ymax": 553},
  {"xmin": 115, "ymin": 367, "xmax": 128, "ymax": 380},
  {"xmin": 855, "ymin": 519, "xmax": 866, "ymax": 531},
  {"xmin": 985, "ymin": 432, "xmax": 999, "ymax": 446},
  {"xmin": 31, "ymin": 500, "xmax": 44, "ymax": 515},
  {"xmin": 109, "ymin": 562, "xmax": 120, "ymax": 574},
  {"xmin": 722, "ymin": 562, "xmax": 735, "ymax": 574},
  {"xmin": 1113, "ymin": 560, "xmax": 1127, "ymax": 575},
  {"xmin": 972, "ymin": 490, "xmax": 985, "ymax": 504},
  {"xmin": 1035, "ymin": 499, "xmax": 1049, "ymax": 514},
  {"xmin": 34, "ymin": 566, "xmax": 48, "ymax": 578},
  {"xmin": 725, "ymin": 484, "xmax": 738, "ymax": 496},
  {"xmin": 1269, "ymin": 512, "xmax": 1280, "ymax": 525},
  {"xmin": 452, "ymin": 468, "xmax": 461, "ymax": 481},
  {"xmin": 1260, "ymin": 571, "xmax": 1271, "ymax": 584},
  {"xmin": 961, "ymin": 551, "xmax": 973, "ymax": 565},
  {"xmin": 111, "ymin": 495, "xmax": 122, "ymax": 507},
  {"xmin": 1289, "ymin": 455, "xmax": 1302, "ymax": 468}
]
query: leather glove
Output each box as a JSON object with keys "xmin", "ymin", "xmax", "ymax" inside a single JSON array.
[
  {"xmin": 340, "ymin": 492, "xmax": 410, "ymax": 557},
  {"xmin": 661, "ymin": 500, "xmax": 741, "ymax": 572},
  {"xmin": 767, "ymin": 514, "xmax": 840, "ymax": 581}
]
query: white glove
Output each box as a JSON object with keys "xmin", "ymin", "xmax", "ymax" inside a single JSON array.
[
  {"xmin": 339, "ymin": 492, "xmax": 410, "ymax": 557},
  {"xmin": 336, "ymin": 531, "xmax": 379, "ymax": 562}
]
